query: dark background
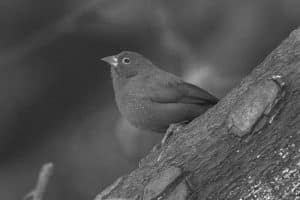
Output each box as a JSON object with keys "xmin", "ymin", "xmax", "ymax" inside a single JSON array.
[{"xmin": 0, "ymin": 0, "xmax": 299, "ymax": 199}]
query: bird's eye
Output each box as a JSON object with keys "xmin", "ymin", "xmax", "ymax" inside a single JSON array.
[{"xmin": 122, "ymin": 57, "xmax": 131, "ymax": 64}]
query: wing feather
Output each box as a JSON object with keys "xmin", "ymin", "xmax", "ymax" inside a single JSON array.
[{"xmin": 146, "ymin": 73, "xmax": 218, "ymax": 105}]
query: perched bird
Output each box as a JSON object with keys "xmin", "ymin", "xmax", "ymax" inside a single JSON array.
[{"xmin": 102, "ymin": 51, "xmax": 218, "ymax": 134}]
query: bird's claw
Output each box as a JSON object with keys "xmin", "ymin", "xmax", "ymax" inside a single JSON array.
[
  {"xmin": 161, "ymin": 121, "xmax": 188, "ymax": 146},
  {"xmin": 157, "ymin": 121, "xmax": 188, "ymax": 162}
]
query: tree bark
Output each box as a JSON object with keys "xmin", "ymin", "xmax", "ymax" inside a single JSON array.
[{"xmin": 95, "ymin": 28, "xmax": 300, "ymax": 200}]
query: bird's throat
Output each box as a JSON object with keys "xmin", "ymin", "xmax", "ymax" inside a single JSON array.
[
  {"xmin": 111, "ymin": 66, "xmax": 121, "ymax": 76},
  {"xmin": 111, "ymin": 67, "xmax": 127, "ymax": 91}
]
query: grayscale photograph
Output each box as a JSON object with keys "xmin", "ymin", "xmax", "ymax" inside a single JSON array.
[{"xmin": 0, "ymin": 0, "xmax": 300, "ymax": 199}]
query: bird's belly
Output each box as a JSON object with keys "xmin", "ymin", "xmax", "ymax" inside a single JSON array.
[
  {"xmin": 120, "ymin": 101, "xmax": 165, "ymax": 132},
  {"xmin": 116, "ymin": 96, "xmax": 165, "ymax": 133},
  {"xmin": 117, "ymin": 96, "xmax": 206, "ymax": 133}
]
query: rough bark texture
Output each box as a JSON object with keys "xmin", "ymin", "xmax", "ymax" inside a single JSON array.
[{"xmin": 95, "ymin": 28, "xmax": 300, "ymax": 200}]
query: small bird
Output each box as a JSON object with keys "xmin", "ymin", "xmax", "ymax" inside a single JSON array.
[{"xmin": 102, "ymin": 51, "xmax": 218, "ymax": 135}]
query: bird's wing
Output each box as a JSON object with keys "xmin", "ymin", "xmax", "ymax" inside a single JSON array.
[
  {"xmin": 177, "ymin": 82, "xmax": 219, "ymax": 104},
  {"xmin": 147, "ymin": 74, "xmax": 218, "ymax": 105}
]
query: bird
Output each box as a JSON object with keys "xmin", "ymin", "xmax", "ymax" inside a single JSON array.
[{"xmin": 101, "ymin": 51, "xmax": 218, "ymax": 139}]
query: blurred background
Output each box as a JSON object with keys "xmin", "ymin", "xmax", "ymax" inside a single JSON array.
[{"xmin": 0, "ymin": 0, "xmax": 299, "ymax": 199}]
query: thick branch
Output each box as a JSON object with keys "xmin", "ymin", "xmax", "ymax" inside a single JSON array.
[{"xmin": 96, "ymin": 28, "xmax": 300, "ymax": 200}]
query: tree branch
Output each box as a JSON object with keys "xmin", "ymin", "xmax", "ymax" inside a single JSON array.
[
  {"xmin": 23, "ymin": 163, "xmax": 54, "ymax": 200},
  {"xmin": 95, "ymin": 27, "xmax": 300, "ymax": 200}
]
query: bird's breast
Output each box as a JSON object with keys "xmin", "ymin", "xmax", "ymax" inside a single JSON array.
[{"xmin": 116, "ymin": 91, "xmax": 161, "ymax": 131}]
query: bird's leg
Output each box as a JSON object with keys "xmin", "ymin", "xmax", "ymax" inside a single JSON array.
[
  {"xmin": 157, "ymin": 121, "xmax": 189, "ymax": 162},
  {"xmin": 161, "ymin": 121, "xmax": 189, "ymax": 146}
]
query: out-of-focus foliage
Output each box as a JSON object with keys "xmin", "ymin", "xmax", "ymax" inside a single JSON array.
[{"xmin": 0, "ymin": 0, "xmax": 299, "ymax": 199}]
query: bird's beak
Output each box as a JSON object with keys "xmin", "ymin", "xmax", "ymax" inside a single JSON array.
[{"xmin": 101, "ymin": 55, "xmax": 118, "ymax": 67}]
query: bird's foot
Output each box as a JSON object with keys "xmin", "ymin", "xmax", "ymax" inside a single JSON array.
[
  {"xmin": 157, "ymin": 121, "xmax": 189, "ymax": 162},
  {"xmin": 161, "ymin": 121, "xmax": 189, "ymax": 146}
]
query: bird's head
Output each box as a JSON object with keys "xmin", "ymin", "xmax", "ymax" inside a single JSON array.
[{"xmin": 101, "ymin": 51, "xmax": 156, "ymax": 79}]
